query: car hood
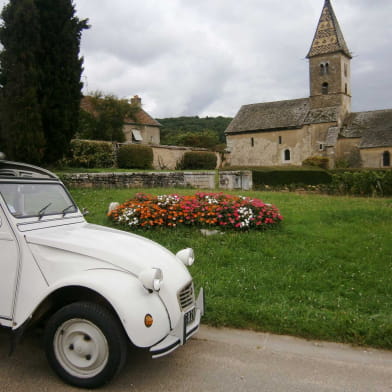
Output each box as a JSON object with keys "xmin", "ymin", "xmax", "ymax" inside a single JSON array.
[{"xmin": 25, "ymin": 222, "xmax": 191, "ymax": 284}]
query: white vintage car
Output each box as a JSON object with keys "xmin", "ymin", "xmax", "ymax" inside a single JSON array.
[{"xmin": 0, "ymin": 158, "xmax": 204, "ymax": 388}]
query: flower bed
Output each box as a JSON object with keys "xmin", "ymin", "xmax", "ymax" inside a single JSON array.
[{"xmin": 108, "ymin": 192, "xmax": 283, "ymax": 230}]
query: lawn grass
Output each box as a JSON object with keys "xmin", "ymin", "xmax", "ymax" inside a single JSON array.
[{"xmin": 70, "ymin": 188, "xmax": 392, "ymax": 349}]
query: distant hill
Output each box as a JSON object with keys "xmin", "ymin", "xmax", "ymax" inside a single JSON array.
[{"xmin": 157, "ymin": 116, "xmax": 232, "ymax": 148}]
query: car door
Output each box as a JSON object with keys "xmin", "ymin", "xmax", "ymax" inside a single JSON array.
[{"xmin": 0, "ymin": 206, "xmax": 20, "ymax": 320}]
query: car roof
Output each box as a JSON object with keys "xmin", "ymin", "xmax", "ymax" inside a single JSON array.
[{"xmin": 0, "ymin": 160, "xmax": 58, "ymax": 180}]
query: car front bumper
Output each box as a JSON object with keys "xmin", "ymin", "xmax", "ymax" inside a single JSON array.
[{"xmin": 150, "ymin": 288, "xmax": 204, "ymax": 358}]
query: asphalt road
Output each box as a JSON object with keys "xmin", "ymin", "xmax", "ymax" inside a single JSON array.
[{"xmin": 1, "ymin": 325, "xmax": 392, "ymax": 391}]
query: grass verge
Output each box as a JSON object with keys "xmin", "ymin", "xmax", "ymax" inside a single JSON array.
[{"xmin": 70, "ymin": 188, "xmax": 392, "ymax": 349}]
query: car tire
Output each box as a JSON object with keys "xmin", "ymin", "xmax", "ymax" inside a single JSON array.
[{"xmin": 44, "ymin": 301, "xmax": 128, "ymax": 389}]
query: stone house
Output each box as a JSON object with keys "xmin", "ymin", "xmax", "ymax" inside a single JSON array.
[
  {"xmin": 122, "ymin": 95, "xmax": 161, "ymax": 145},
  {"xmin": 81, "ymin": 95, "xmax": 161, "ymax": 145},
  {"xmin": 81, "ymin": 95, "xmax": 222, "ymax": 170},
  {"xmin": 225, "ymin": 0, "xmax": 392, "ymax": 169}
]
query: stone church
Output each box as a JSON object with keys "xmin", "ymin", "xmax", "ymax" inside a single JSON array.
[{"xmin": 225, "ymin": 0, "xmax": 392, "ymax": 169}]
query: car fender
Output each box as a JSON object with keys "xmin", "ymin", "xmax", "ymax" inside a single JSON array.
[{"xmin": 17, "ymin": 269, "xmax": 171, "ymax": 348}]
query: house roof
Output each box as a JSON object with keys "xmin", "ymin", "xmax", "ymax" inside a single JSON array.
[
  {"xmin": 225, "ymin": 98, "xmax": 310, "ymax": 134},
  {"xmin": 125, "ymin": 108, "xmax": 161, "ymax": 127},
  {"xmin": 341, "ymin": 109, "xmax": 392, "ymax": 149},
  {"xmin": 307, "ymin": 0, "xmax": 351, "ymax": 59},
  {"xmin": 81, "ymin": 96, "xmax": 161, "ymax": 128}
]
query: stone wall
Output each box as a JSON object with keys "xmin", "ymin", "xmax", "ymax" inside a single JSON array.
[
  {"xmin": 219, "ymin": 171, "xmax": 252, "ymax": 190},
  {"xmin": 361, "ymin": 147, "xmax": 392, "ymax": 168},
  {"xmin": 151, "ymin": 145, "xmax": 223, "ymax": 170},
  {"xmin": 61, "ymin": 171, "xmax": 252, "ymax": 190},
  {"xmin": 62, "ymin": 171, "xmax": 216, "ymax": 189}
]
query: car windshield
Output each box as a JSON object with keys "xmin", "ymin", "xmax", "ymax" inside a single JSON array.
[{"xmin": 0, "ymin": 183, "xmax": 77, "ymax": 219}]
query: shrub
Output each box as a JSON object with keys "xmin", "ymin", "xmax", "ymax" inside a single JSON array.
[
  {"xmin": 178, "ymin": 151, "xmax": 217, "ymax": 170},
  {"xmin": 381, "ymin": 170, "xmax": 392, "ymax": 195},
  {"xmin": 302, "ymin": 156, "xmax": 329, "ymax": 169},
  {"xmin": 108, "ymin": 192, "xmax": 283, "ymax": 230},
  {"xmin": 67, "ymin": 139, "xmax": 115, "ymax": 168},
  {"xmin": 117, "ymin": 144, "xmax": 153, "ymax": 169}
]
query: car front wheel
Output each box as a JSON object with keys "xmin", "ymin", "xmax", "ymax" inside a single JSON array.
[{"xmin": 44, "ymin": 301, "xmax": 128, "ymax": 389}]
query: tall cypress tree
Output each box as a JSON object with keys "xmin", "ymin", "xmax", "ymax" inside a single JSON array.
[
  {"xmin": 35, "ymin": 0, "xmax": 88, "ymax": 163},
  {"xmin": 0, "ymin": 0, "xmax": 45, "ymax": 163},
  {"xmin": 0, "ymin": 0, "xmax": 88, "ymax": 164}
]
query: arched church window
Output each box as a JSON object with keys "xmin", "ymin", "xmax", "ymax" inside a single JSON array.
[
  {"xmin": 284, "ymin": 149, "xmax": 291, "ymax": 161},
  {"xmin": 383, "ymin": 151, "xmax": 391, "ymax": 167},
  {"xmin": 319, "ymin": 62, "xmax": 329, "ymax": 75},
  {"xmin": 322, "ymin": 82, "xmax": 329, "ymax": 95},
  {"xmin": 345, "ymin": 83, "xmax": 348, "ymax": 95}
]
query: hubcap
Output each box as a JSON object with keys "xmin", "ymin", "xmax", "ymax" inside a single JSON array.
[{"xmin": 54, "ymin": 318, "xmax": 109, "ymax": 378}]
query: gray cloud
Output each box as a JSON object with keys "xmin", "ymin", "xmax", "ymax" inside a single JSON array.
[{"xmin": 0, "ymin": 0, "xmax": 391, "ymax": 117}]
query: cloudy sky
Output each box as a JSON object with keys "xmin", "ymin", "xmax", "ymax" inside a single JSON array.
[{"xmin": 1, "ymin": 0, "xmax": 391, "ymax": 118}]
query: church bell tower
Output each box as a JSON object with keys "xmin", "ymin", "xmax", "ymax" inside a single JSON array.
[{"xmin": 307, "ymin": 0, "xmax": 352, "ymax": 115}]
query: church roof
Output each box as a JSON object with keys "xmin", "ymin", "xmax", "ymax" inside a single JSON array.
[
  {"xmin": 342, "ymin": 109, "xmax": 392, "ymax": 149},
  {"xmin": 307, "ymin": 0, "xmax": 351, "ymax": 59},
  {"xmin": 225, "ymin": 98, "xmax": 310, "ymax": 134},
  {"xmin": 225, "ymin": 98, "xmax": 342, "ymax": 134},
  {"xmin": 303, "ymin": 106, "xmax": 340, "ymax": 124}
]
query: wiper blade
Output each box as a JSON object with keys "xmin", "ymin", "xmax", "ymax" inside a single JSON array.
[
  {"xmin": 62, "ymin": 204, "xmax": 76, "ymax": 216},
  {"xmin": 38, "ymin": 203, "xmax": 52, "ymax": 220}
]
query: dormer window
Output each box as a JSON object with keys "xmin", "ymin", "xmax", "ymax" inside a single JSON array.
[{"xmin": 322, "ymin": 82, "xmax": 329, "ymax": 95}]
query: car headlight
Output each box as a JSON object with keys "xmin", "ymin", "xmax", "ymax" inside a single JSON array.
[
  {"xmin": 176, "ymin": 248, "xmax": 195, "ymax": 266},
  {"xmin": 139, "ymin": 268, "xmax": 163, "ymax": 292}
]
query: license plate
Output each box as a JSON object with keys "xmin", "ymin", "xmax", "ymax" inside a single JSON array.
[{"xmin": 184, "ymin": 308, "xmax": 196, "ymax": 325}]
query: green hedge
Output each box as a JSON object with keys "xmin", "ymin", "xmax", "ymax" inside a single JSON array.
[
  {"xmin": 330, "ymin": 170, "xmax": 392, "ymax": 196},
  {"xmin": 117, "ymin": 144, "xmax": 153, "ymax": 169},
  {"xmin": 67, "ymin": 139, "xmax": 114, "ymax": 168},
  {"xmin": 250, "ymin": 167, "xmax": 332, "ymax": 187},
  {"xmin": 178, "ymin": 151, "xmax": 217, "ymax": 170}
]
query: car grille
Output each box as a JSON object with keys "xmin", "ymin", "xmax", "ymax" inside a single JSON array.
[{"xmin": 178, "ymin": 282, "xmax": 195, "ymax": 311}]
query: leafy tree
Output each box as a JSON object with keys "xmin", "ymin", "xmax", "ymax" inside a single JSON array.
[
  {"xmin": 0, "ymin": 0, "xmax": 45, "ymax": 163},
  {"xmin": 0, "ymin": 0, "xmax": 88, "ymax": 164},
  {"xmin": 176, "ymin": 130, "xmax": 220, "ymax": 149},
  {"xmin": 78, "ymin": 92, "xmax": 139, "ymax": 142},
  {"xmin": 158, "ymin": 116, "xmax": 232, "ymax": 149}
]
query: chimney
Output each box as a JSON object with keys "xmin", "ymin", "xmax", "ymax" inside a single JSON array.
[{"xmin": 130, "ymin": 95, "xmax": 142, "ymax": 107}]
